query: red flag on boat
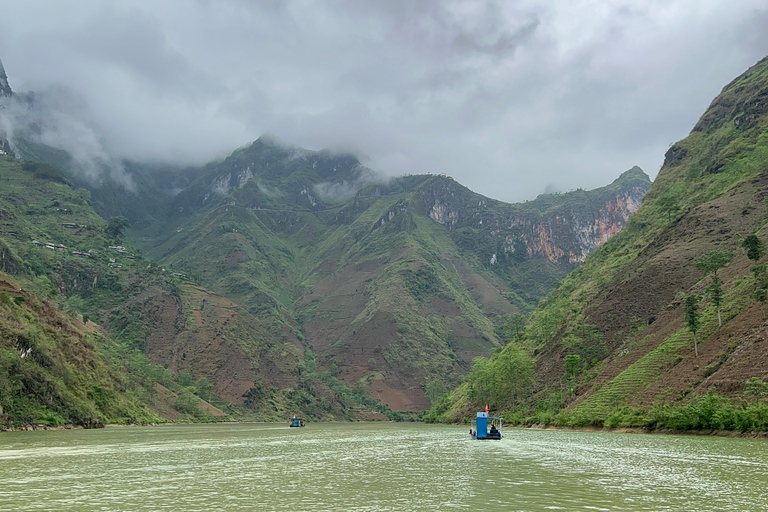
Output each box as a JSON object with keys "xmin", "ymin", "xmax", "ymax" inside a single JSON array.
[{"xmin": 484, "ymin": 404, "xmax": 489, "ymax": 413}]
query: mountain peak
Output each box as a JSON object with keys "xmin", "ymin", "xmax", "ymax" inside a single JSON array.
[
  {"xmin": 613, "ymin": 165, "xmax": 651, "ymax": 185},
  {"xmin": 254, "ymin": 133, "xmax": 295, "ymax": 150},
  {"xmin": 0, "ymin": 58, "xmax": 12, "ymax": 97}
]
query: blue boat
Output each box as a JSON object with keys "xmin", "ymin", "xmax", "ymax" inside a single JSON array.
[
  {"xmin": 470, "ymin": 411, "xmax": 502, "ymax": 440},
  {"xmin": 289, "ymin": 415, "xmax": 305, "ymax": 428}
]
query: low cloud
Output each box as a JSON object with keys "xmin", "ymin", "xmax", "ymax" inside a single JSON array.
[
  {"xmin": 1, "ymin": 1, "xmax": 767, "ymax": 202},
  {"xmin": 313, "ymin": 168, "xmax": 387, "ymax": 204},
  {"xmin": 256, "ymin": 179, "xmax": 284, "ymax": 198},
  {"xmin": 0, "ymin": 87, "xmax": 135, "ymax": 190}
]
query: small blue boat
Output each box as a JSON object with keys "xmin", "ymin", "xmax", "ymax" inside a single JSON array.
[
  {"xmin": 470, "ymin": 410, "xmax": 502, "ymax": 440},
  {"xmin": 289, "ymin": 415, "xmax": 305, "ymax": 428}
]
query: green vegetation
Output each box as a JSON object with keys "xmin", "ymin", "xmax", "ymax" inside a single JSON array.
[
  {"xmin": 0, "ymin": 90, "xmax": 667, "ymax": 428},
  {"xmin": 742, "ymin": 234, "xmax": 765, "ymax": 262},
  {"xmin": 695, "ymin": 250, "xmax": 733, "ymax": 328},
  {"xmin": 467, "ymin": 344, "xmax": 535, "ymax": 409},
  {"xmin": 105, "ymin": 216, "xmax": 130, "ymax": 242},
  {"xmin": 577, "ymin": 388, "xmax": 768, "ymax": 432},
  {"xmin": 0, "ymin": 159, "xmax": 236, "ymax": 427},
  {"xmin": 684, "ymin": 295, "xmax": 701, "ymax": 356},
  {"xmin": 0, "ymin": 281, "xmax": 160, "ymax": 428},
  {"xmin": 430, "ymin": 56, "xmax": 768, "ymax": 433}
]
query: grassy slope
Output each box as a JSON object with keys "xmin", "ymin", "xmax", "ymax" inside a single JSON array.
[
  {"xmin": 0, "ymin": 272, "xmax": 163, "ymax": 428},
  {"xmin": 0, "ymin": 158, "xmax": 241, "ymax": 426},
  {"xmin": 142, "ymin": 158, "xmax": 647, "ymax": 411},
  {"xmin": 432, "ymin": 56, "xmax": 768, "ymax": 430},
  {"xmin": 148, "ymin": 183, "xmax": 506, "ymax": 410},
  {"xmin": 7, "ymin": 130, "xmax": 651, "ymax": 416}
]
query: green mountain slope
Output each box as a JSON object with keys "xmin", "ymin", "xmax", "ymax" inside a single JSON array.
[
  {"xmin": 0, "ymin": 60, "xmax": 650, "ymax": 416},
  {"xmin": 432, "ymin": 56, "xmax": 768, "ymax": 431},
  {"xmin": 0, "ymin": 156, "xmax": 375, "ymax": 426},
  {"xmin": 127, "ymin": 139, "xmax": 649, "ymax": 411},
  {"xmin": 0, "ymin": 272, "xmax": 160, "ymax": 428}
]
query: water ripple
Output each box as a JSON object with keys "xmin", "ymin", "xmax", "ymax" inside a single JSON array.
[{"xmin": 1, "ymin": 424, "xmax": 767, "ymax": 511}]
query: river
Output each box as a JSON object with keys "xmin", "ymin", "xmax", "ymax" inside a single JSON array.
[{"xmin": 1, "ymin": 422, "xmax": 766, "ymax": 511}]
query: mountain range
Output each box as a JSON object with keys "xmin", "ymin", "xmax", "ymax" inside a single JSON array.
[{"xmin": 0, "ymin": 59, "xmax": 650, "ymax": 426}]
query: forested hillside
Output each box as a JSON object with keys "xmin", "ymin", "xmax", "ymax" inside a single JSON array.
[{"xmin": 430, "ymin": 56, "xmax": 768, "ymax": 432}]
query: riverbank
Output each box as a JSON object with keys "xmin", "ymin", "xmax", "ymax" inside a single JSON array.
[
  {"xmin": 5, "ymin": 418, "xmax": 768, "ymax": 439},
  {"xmin": 522, "ymin": 423, "xmax": 768, "ymax": 439}
]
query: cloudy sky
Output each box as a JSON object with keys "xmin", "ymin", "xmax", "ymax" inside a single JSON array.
[{"xmin": 1, "ymin": 0, "xmax": 767, "ymax": 202}]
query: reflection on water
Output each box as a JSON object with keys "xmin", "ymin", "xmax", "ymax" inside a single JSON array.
[{"xmin": 1, "ymin": 423, "xmax": 767, "ymax": 511}]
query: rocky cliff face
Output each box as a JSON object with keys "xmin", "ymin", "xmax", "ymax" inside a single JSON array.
[
  {"xmin": 0, "ymin": 59, "xmax": 11, "ymax": 98},
  {"xmin": 0, "ymin": 59, "xmax": 13, "ymax": 155},
  {"xmin": 415, "ymin": 167, "xmax": 650, "ymax": 268}
]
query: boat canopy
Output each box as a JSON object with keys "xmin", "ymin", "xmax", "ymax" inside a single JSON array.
[{"xmin": 473, "ymin": 411, "xmax": 502, "ymax": 440}]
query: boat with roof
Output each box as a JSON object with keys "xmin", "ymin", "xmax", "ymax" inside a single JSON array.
[{"xmin": 469, "ymin": 405, "xmax": 502, "ymax": 440}]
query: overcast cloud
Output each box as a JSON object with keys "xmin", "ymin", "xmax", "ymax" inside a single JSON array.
[{"xmin": 1, "ymin": 0, "xmax": 767, "ymax": 202}]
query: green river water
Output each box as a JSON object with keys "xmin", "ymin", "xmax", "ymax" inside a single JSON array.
[{"xmin": 1, "ymin": 422, "xmax": 767, "ymax": 511}]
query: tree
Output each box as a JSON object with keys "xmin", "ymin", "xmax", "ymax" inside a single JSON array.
[
  {"xmin": 425, "ymin": 380, "xmax": 447, "ymax": 404},
  {"xmin": 105, "ymin": 216, "xmax": 130, "ymax": 241},
  {"xmin": 468, "ymin": 357, "xmax": 493, "ymax": 402},
  {"xmin": 492, "ymin": 346, "xmax": 535, "ymax": 407},
  {"xmin": 194, "ymin": 377, "xmax": 214, "ymax": 401},
  {"xmin": 754, "ymin": 288, "xmax": 767, "ymax": 321},
  {"xmin": 742, "ymin": 234, "xmax": 765, "ymax": 263},
  {"xmin": 708, "ymin": 277, "xmax": 725, "ymax": 328},
  {"xmin": 694, "ymin": 249, "xmax": 733, "ymax": 328},
  {"xmin": 564, "ymin": 354, "xmax": 581, "ymax": 380},
  {"xmin": 684, "ymin": 295, "xmax": 701, "ymax": 357},
  {"xmin": 694, "ymin": 249, "xmax": 733, "ymax": 276},
  {"xmin": 468, "ymin": 346, "xmax": 535, "ymax": 408},
  {"xmin": 502, "ymin": 313, "xmax": 527, "ymax": 342},
  {"xmin": 751, "ymin": 264, "xmax": 768, "ymax": 320},
  {"xmin": 753, "ymin": 263, "xmax": 767, "ymax": 286},
  {"xmin": 656, "ymin": 194, "xmax": 681, "ymax": 223}
]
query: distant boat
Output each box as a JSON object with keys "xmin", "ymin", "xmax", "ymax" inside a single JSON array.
[
  {"xmin": 470, "ymin": 409, "xmax": 502, "ymax": 440},
  {"xmin": 289, "ymin": 415, "xmax": 305, "ymax": 428}
]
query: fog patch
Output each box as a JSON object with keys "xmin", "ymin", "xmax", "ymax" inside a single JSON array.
[
  {"xmin": 256, "ymin": 178, "xmax": 283, "ymax": 198},
  {"xmin": 313, "ymin": 169, "xmax": 387, "ymax": 203},
  {"xmin": 542, "ymin": 183, "xmax": 561, "ymax": 196},
  {"xmin": 0, "ymin": 85, "xmax": 135, "ymax": 191}
]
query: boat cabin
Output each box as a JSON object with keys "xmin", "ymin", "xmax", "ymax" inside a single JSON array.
[
  {"xmin": 471, "ymin": 411, "xmax": 502, "ymax": 440},
  {"xmin": 289, "ymin": 416, "xmax": 305, "ymax": 428}
]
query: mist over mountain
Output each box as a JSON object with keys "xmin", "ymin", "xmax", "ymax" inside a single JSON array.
[
  {"xmin": 0, "ymin": 71, "xmax": 134, "ymax": 190},
  {"xmin": 2, "ymin": 1, "xmax": 767, "ymax": 204},
  {"xmin": 0, "ymin": 57, "xmax": 654, "ymax": 423}
]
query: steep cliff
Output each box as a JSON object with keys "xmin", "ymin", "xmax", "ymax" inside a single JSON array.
[
  {"xmin": 0, "ymin": 59, "xmax": 11, "ymax": 98},
  {"xmin": 415, "ymin": 167, "xmax": 649, "ymax": 265},
  {"xmin": 432, "ymin": 56, "xmax": 768, "ymax": 432}
]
